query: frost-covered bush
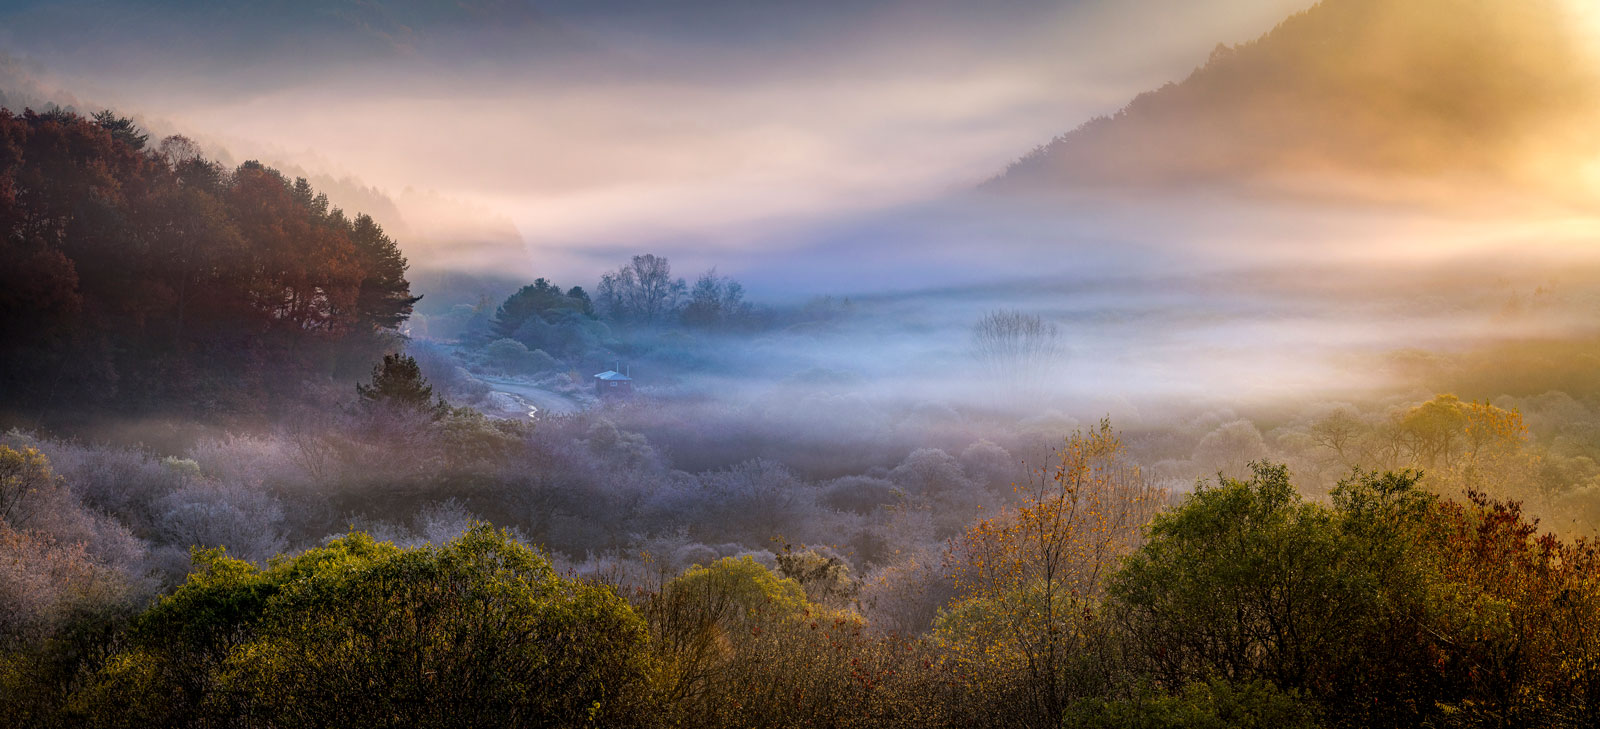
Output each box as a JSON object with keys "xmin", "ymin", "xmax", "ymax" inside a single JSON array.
[
  {"xmin": 819, "ymin": 475, "xmax": 900, "ymax": 515},
  {"xmin": 1191, "ymin": 419, "xmax": 1272, "ymax": 478},
  {"xmin": 959, "ymin": 439, "xmax": 1017, "ymax": 491},
  {"xmin": 0, "ymin": 446, "xmax": 148, "ymax": 650},
  {"xmin": 156, "ymin": 479, "xmax": 286, "ymax": 563},
  {"xmin": 7, "ymin": 435, "xmax": 186, "ymax": 534}
]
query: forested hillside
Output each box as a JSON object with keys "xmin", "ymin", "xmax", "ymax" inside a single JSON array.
[
  {"xmin": 0, "ymin": 109, "xmax": 417, "ymax": 418},
  {"xmin": 988, "ymin": 0, "xmax": 1598, "ymax": 196}
]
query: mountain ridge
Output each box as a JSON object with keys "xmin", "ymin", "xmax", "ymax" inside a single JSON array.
[{"xmin": 986, "ymin": 0, "xmax": 1600, "ymax": 201}]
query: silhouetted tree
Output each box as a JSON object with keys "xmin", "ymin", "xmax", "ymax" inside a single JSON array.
[
  {"xmin": 154, "ymin": 134, "xmax": 204, "ymax": 167},
  {"xmin": 596, "ymin": 254, "xmax": 686, "ymax": 324},
  {"xmin": 91, "ymin": 110, "xmax": 146, "ymax": 150},
  {"xmin": 492, "ymin": 279, "xmax": 589, "ymax": 340},
  {"xmin": 357, "ymin": 353, "xmax": 445, "ymax": 416},
  {"xmin": 681, "ymin": 268, "xmax": 750, "ymax": 329}
]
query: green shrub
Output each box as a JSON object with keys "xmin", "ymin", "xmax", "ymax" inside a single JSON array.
[
  {"xmin": 662, "ymin": 555, "xmax": 807, "ymax": 625},
  {"xmin": 485, "ymin": 338, "xmax": 560, "ymax": 375},
  {"xmin": 1062, "ymin": 679, "xmax": 1323, "ymax": 729},
  {"xmin": 71, "ymin": 527, "xmax": 651, "ymax": 728}
]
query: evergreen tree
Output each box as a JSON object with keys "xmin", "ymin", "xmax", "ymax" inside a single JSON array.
[
  {"xmin": 91, "ymin": 110, "xmax": 147, "ymax": 150},
  {"xmin": 357, "ymin": 353, "xmax": 445, "ymax": 416}
]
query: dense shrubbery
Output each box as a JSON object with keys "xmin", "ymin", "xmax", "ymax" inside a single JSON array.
[
  {"xmin": 1062, "ymin": 680, "xmax": 1324, "ymax": 729},
  {"xmin": 65, "ymin": 527, "xmax": 651, "ymax": 728},
  {"xmin": 6, "ymin": 409, "xmax": 1600, "ymax": 727}
]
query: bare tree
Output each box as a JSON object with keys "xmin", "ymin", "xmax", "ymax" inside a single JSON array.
[
  {"xmin": 1308, "ymin": 406, "xmax": 1366, "ymax": 468},
  {"xmin": 681, "ymin": 268, "xmax": 750, "ymax": 329},
  {"xmin": 155, "ymin": 134, "xmax": 205, "ymax": 168},
  {"xmin": 597, "ymin": 254, "xmax": 688, "ymax": 324},
  {"xmin": 971, "ymin": 310, "xmax": 1063, "ymax": 404}
]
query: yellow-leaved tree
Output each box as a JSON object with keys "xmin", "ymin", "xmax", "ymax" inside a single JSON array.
[
  {"xmin": 936, "ymin": 420, "xmax": 1160, "ymax": 727},
  {"xmin": 1396, "ymin": 395, "xmax": 1546, "ymax": 516}
]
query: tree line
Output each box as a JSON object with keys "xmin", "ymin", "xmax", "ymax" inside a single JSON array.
[
  {"xmin": 430, "ymin": 254, "xmax": 759, "ymax": 380},
  {"xmin": 0, "ymin": 108, "xmax": 417, "ymax": 418}
]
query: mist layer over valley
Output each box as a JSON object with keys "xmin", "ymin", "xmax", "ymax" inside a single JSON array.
[{"xmin": 5, "ymin": 1, "xmax": 1600, "ymax": 727}]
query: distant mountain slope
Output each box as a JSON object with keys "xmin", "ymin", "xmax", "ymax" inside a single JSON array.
[{"xmin": 987, "ymin": 0, "xmax": 1599, "ymax": 198}]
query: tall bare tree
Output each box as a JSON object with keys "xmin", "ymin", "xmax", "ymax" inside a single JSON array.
[
  {"xmin": 597, "ymin": 254, "xmax": 687, "ymax": 324},
  {"xmin": 971, "ymin": 310, "xmax": 1063, "ymax": 405}
]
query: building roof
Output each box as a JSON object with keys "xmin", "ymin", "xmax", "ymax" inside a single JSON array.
[{"xmin": 594, "ymin": 370, "xmax": 632, "ymax": 381}]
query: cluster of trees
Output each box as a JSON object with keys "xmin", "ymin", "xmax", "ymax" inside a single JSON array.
[
  {"xmin": 679, "ymin": 268, "xmax": 751, "ymax": 330},
  {"xmin": 447, "ymin": 254, "xmax": 760, "ymax": 381},
  {"xmin": 598, "ymin": 254, "xmax": 687, "ymax": 325},
  {"xmin": 593, "ymin": 255, "xmax": 752, "ymax": 330},
  {"xmin": 0, "ymin": 108, "xmax": 417, "ymax": 417},
  {"xmin": 5, "ymin": 417, "xmax": 1600, "ymax": 727},
  {"xmin": 1136, "ymin": 392, "xmax": 1600, "ymax": 538},
  {"xmin": 480, "ymin": 278, "xmax": 606, "ymax": 371},
  {"xmin": 493, "ymin": 279, "xmax": 594, "ymax": 334}
]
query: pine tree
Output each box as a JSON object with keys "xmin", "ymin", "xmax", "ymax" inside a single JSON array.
[{"xmin": 356, "ymin": 353, "xmax": 446, "ymax": 416}]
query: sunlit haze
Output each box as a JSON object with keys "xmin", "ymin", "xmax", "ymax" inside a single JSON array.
[
  {"xmin": 6, "ymin": 5, "xmax": 1600, "ymax": 722},
  {"xmin": 0, "ymin": 1, "xmax": 1322, "ymax": 275}
]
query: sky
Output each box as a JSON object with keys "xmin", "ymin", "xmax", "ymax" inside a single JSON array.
[
  {"xmin": 1, "ymin": 0, "xmax": 1597, "ymax": 299},
  {"xmin": 0, "ymin": 0, "xmax": 1322, "ymax": 284}
]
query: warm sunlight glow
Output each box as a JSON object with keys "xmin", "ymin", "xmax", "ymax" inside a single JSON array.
[
  {"xmin": 1572, "ymin": 0, "xmax": 1600, "ymax": 53},
  {"xmin": 7, "ymin": 3, "xmax": 1600, "ymax": 724}
]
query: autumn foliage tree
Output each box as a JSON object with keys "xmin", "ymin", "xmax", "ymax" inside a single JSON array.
[
  {"xmin": 939, "ymin": 421, "xmax": 1159, "ymax": 727},
  {"xmin": 640, "ymin": 555, "xmax": 948, "ymax": 728},
  {"xmin": 1104, "ymin": 459, "xmax": 1600, "ymax": 728},
  {"xmin": 1389, "ymin": 395, "xmax": 1553, "ymax": 522},
  {"xmin": 1424, "ymin": 491, "xmax": 1600, "ymax": 725}
]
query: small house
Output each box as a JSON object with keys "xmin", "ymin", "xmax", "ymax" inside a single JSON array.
[{"xmin": 593, "ymin": 369, "xmax": 633, "ymax": 398}]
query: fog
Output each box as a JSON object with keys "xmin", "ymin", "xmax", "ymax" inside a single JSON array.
[
  {"xmin": 13, "ymin": 9, "xmax": 1600, "ymax": 719},
  {"xmin": 5, "ymin": 0, "xmax": 1598, "ymax": 440},
  {"xmin": 565, "ymin": 245, "xmax": 1600, "ymax": 454},
  {"xmin": 0, "ymin": 0, "xmax": 1321, "ymax": 275}
]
